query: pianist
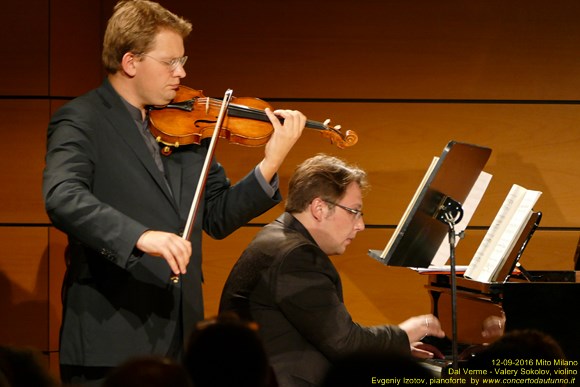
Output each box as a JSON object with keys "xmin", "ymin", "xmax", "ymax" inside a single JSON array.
[{"xmin": 219, "ymin": 154, "xmax": 446, "ymax": 387}]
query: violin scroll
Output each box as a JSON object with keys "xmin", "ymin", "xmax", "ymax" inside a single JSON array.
[{"xmin": 319, "ymin": 119, "xmax": 358, "ymax": 149}]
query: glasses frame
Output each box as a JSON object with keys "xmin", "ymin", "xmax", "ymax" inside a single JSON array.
[
  {"xmin": 139, "ymin": 53, "xmax": 188, "ymax": 71},
  {"xmin": 324, "ymin": 200, "xmax": 364, "ymax": 220}
]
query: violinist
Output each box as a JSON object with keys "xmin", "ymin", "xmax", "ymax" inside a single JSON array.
[{"xmin": 42, "ymin": 0, "xmax": 305, "ymax": 385}]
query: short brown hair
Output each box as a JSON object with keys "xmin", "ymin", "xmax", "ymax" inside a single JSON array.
[
  {"xmin": 285, "ymin": 154, "xmax": 368, "ymax": 214},
  {"xmin": 102, "ymin": 0, "xmax": 192, "ymax": 74}
]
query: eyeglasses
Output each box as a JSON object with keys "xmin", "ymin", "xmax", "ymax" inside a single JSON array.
[
  {"xmin": 324, "ymin": 200, "xmax": 364, "ymax": 220},
  {"xmin": 140, "ymin": 53, "xmax": 188, "ymax": 71}
]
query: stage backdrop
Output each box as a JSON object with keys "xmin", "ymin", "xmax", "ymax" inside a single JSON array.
[{"xmin": 1, "ymin": 0, "xmax": 579, "ymax": 375}]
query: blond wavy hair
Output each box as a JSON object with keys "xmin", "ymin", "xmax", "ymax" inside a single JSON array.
[{"xmin": 102, "ymin": 0, "xmax": 192, "ymax": 74}]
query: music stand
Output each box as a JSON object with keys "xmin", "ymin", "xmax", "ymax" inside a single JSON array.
[{"xmin": 369, "ymin": 140, "xmax": 492, "ymax": 368}]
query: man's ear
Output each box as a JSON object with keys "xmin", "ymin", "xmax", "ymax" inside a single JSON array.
[
  {"xmin": 121, "ymin": 52, "xmax": 138, "ymax": 77},
  {"xmin": 310, "ymin": 197, "xmax": 325, "ymax": 221}
]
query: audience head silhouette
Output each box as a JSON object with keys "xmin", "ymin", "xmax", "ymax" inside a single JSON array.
[
  {"xmin": 461, "ymin": 329, "xmax": 570, "ymax": 386},
  {"xmin": 0, "ymin": 345, "xmax": 60, "ymax": 387},
  {"xmin": 103, "ymin": 355, "xmax": 192, "ymax": 387},
  {"xmin": 469, "ymin": 328, "xmax": 566, "ymax": 364},
  {"xmin": 183, "ymin": 312, "xmax": 274, "ymax": 387}
]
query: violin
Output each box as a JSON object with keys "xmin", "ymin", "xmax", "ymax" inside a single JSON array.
[{"xmin": 148, "ymin": 86, "xmax": 358, "ymax": 155}]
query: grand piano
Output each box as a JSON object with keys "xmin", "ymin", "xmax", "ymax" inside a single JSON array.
[
  {"xmin": 369, "ymin": 141, "xmax": 580, "ymax": 362},
  {"xmin": 425, "ymin": 215, "xmax": 580, "ymax": 361},
  {"xmin": 426, "ymin": 268, "xmax": 580, "ymax": 361}
]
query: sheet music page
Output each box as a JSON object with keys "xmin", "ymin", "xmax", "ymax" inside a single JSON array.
[
  {"xmin": 464, "ymin": 184, "xmax": 524, "ymax": 280},
  {"xmin": 481, "ymin": 189, "xmax": 541, "ymax": 282},
  {"xmin": 430, "ymin": 171, "xmax": 492, "ymax": 266},
  {"xmin": 380, "ymin": 157, "xmax": 439, "ymax": 258},
  {"xmin": 465, "ymin": 185, "xmax": 542, "ymax": 282}
]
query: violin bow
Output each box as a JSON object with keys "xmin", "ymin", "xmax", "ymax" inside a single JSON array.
[{"xmin": 170, "ymin": 88, "xmax": 234, "ymax": 284}]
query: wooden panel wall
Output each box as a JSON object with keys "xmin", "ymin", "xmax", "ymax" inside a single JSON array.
[{"xmin": 1, "ymin": 0, "xmax": 579, "ymax": 376}]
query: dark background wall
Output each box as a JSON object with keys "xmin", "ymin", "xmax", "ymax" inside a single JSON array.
[{"xmin": 1, "ymin": 0, "xmax": 579, "ymax": 376}]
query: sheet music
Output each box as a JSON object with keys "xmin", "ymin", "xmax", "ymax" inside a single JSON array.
[
  {"xmin": 464, "ymin": 185, "xmax": 542, "ymax": 283},
  {"xmin": 464, "ymin": 185, "xmax": 522, "ymax": 280},
  {"xmin": 430, "ymin": 171, "xmax": 492, "ymax": 266}
]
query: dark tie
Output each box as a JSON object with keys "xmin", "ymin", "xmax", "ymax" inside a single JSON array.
[
  {"xmin": 141, "ymin": 118, "xmax": 174, "ymax": 196},
  {"xmin": 142, "ymin": 118, "xmax": 166, "ymax": 174}
]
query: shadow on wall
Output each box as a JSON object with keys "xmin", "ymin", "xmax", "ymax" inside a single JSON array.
[{"xmin": 0, "ymin": 248, "xmax": 58, "ymax": 349}]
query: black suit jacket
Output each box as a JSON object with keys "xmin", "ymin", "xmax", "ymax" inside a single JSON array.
[
  {"xmin": 219, "ymin": 213, "xmax": 410, "ymax": 387},
  {"xmin": 43, "ymin": 79, "xmax": 280, "ymax": 367}
]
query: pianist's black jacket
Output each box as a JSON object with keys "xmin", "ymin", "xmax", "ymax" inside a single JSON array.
[{"xmin": 219, "ymin": 212, "xmax": 410, "ymax": 387}]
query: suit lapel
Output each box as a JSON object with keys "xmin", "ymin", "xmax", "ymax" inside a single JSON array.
[{"xmin": 97, "ymin": 81, "xmax": 179, "ymax": 212}]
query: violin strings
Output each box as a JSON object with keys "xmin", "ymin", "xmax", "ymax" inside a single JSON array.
[
  {"xmin": 195, "ymin": 98, "xmax": 338, "ymax": 133},
  {"xmin": 197, "ymin": 98, "xmax": 263, "ymax": 113}
]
